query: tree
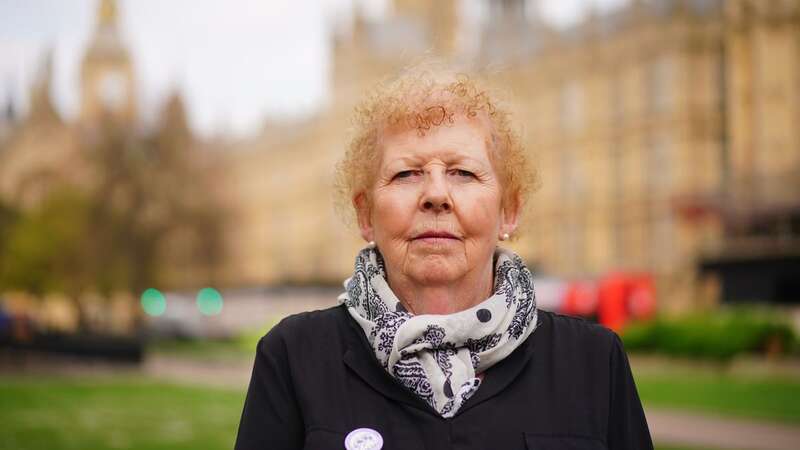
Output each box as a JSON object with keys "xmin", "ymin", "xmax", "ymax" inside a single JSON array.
[
  {"xmin": 0, "ymin": 199, "xmax": 22, "ymax": 292},
  {"xmin": 84, "ymin": 102, "xmax": 227, "ymax": 295},
  {"xmin": 0, "ymin": 95, "xmax": 226, "ymax": 333},
  {"xmin": 0, "ymin": 188, "xmax": 94, "ymax": 328}
]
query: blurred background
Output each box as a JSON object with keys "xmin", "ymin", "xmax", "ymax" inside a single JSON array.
[{"xmin": 1, "ymin": 0, "xmax": 799, "ymax": 449}]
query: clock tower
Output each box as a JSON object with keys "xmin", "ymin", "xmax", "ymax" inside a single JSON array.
[{"xmin": 80, "ymin": 0, "xmax": 136, "ymax": 125}]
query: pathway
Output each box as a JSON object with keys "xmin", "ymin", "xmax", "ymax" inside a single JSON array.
[{"xmin": 647, "ymin": 408, "xmax": 800, "ymax": 450}]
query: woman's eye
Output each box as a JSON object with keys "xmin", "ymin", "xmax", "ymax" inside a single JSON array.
[
  {"xmin": 452, "ymin": 169, "xmax": 475, "ymax": 178},
  {"xmin": 394, "ymin": 170, "xmax": 418, "ymax": 179}
]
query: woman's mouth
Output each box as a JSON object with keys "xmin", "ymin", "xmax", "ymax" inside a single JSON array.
[{"xmin": 413, "ymin": 231, "xmax": 460, "ymax": 241}]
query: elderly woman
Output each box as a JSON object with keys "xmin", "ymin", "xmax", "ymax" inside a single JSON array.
[{"xmin": 235, "ymin": 67, "xmax": 652, "ymax": 450}]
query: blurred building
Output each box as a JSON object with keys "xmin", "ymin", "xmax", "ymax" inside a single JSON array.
[
  {"xmin": 222, "ymin": 0, "xmax": 800, "ymax": 311},
  {"xmin": 79, "ymin": 0, "xmax": 137, "ymax": 126},
  {"xmin": 1, "ymin": 0, "xmax": 798, "ymax": 311},
  {"xmin": 0, "ymin": 0, "xmax": 220, "ymax": 298},
  {"xmin": 0, "ymin": 49, "xmax": 84, "ymax": 209},
  {"xmin": 0, "ymin": 0, "xmax": 136, "ymax": 207}
]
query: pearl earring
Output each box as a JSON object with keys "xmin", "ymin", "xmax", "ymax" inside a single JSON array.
[
  {"xmin": 500, "ymin": 233, "xmax": 510, "ymax": 241},
  {"xmin": 368, "ymin": 241, "xmax": 375, "ymax": 247}
]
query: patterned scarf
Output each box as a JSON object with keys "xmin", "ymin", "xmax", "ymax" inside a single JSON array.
[{"xmin": 338, "ymin": 244, "xmax": 538, "ymax": 418}]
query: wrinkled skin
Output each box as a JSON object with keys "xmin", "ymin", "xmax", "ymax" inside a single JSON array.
[{"xmin": 355, "ymin": 116, "xmax": 519, "ymax": 315}]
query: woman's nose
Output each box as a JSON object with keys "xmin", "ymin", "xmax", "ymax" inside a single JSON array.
[{"xmin": 420, "ymin": 172, "xmax": 451, "ymax": 213}]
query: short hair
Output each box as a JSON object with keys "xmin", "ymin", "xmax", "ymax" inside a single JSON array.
[{"xmin": 335, "ymin": 62, "xmax": 539, "ymax": 228}]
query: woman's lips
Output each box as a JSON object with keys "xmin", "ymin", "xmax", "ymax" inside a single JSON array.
[{"xmin": 412, "ymin": 231, "xmax": 460, "ymax": 241}]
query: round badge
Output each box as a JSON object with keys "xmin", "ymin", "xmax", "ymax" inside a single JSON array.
[{"xmin": 344, "ymin": 427, "xmax": 384, "ymax": 450}]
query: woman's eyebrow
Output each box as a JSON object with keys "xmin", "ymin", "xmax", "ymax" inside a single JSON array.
[
  {"xmin": 383, "ymin": 149, "xmax": 489, "ymax": 166},
  {"xmin": 446, "ymin": 154, "xmax": 488, "ymax": 167},
  {"xmin": 384, "ymin": 155, "xmax": 422, "ymax": 166}
]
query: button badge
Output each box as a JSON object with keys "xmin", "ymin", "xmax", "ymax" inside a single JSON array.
[{"xmin": 344, "ymin": 427, "xmax": 383, "ymax": 450}]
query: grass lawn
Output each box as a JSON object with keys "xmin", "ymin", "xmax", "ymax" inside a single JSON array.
[
  {"xmin": 5, "ymin": 339, "xmax": 797, "ymax": 450},
  {"xmin": 149, "ymin": 337, "xmax": 255, "ymax": 362},
  {"xmin": 656, "ymin": 447, "xmax": 738, "ymax": 450},
  {"xmin": 147, "ymin": 326, "xmax": 271, "ymax": 363},
  {"xmin": 0, "ymin": 375, "xmax": 245, "ymax": 450},
  {"xmin": 148, "ymin": 334, "xmax": 800, "ymax": 426},
  {"xmin": 656, "ymin": 447, "xmax": 730, "ymax": 450},
  {"xmin": 634, "ymin": 371, "xmax": 800, "ymax": 424},
  {"xmin": 0, "ymin": 373, "xmax": 773, "ymax": 450}
]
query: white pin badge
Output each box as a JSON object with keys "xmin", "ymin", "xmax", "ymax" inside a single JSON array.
[{"xmin": 344, "ymin": 427, "xmax": 384, "ymax": 450}]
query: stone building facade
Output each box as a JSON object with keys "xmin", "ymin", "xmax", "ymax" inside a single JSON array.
[
  {"xmin": 2, "ymin": 0, "xmax": 798, "ymax": 309},
  {"xmin": 0, "ymin": 0, "xmax": 137, "ymax": 208},
  {"xmin": 0, "ymin": 0, "xmax": 215, "ymax": 291},
  {"xmin": 221, "ymin": 0, "xmax": 800, "ymax": 310}
]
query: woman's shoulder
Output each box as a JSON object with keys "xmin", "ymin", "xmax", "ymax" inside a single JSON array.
[
  {"xmin": 262, "ymin": 304, "xmax": 349, "ymax": 344},
  {"xmin": 536, "ymin": 309, "xmax": 621, "ymax": 355},
  {"xmin": 267, "ymin": 305, "xmax": 346, "ymax": 337},
  {"xmin": 271, "ymin": 304, "xmax": 347, "ymax": 330}
]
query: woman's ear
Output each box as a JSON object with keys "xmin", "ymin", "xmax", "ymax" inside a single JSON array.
[
  {"xmin": 353, "ymin": 192, "xmax": 374, "ymax": 242},
  {"xmin": 500, "ymin": 191, "xmax": 522, "ymax": 237}
]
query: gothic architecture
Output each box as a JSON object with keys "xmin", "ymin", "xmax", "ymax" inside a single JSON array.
[
  {"xmin": 0, "ymin": 0, "xmax": 138, "ymax": 208},
  {"xmin": 2, "ymin": 0, "xmax": 798, "ymax": 310},
  {"xmin": 221, "ymin": 0, "xmax": 800, "ymax": 310},
  {"xmin": 79, "ymin": 0, "xmax": 137, "ymax": 126}
]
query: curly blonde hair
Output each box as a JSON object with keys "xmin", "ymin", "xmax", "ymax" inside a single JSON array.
[{"xmin": 335, "ymin": 63, "xmax": 538, "ymax": 228}]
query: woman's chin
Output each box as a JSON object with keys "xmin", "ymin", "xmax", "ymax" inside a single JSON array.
[{"xmin": 406, "ymin": 254, "xmax": 465, "ymax": 285}]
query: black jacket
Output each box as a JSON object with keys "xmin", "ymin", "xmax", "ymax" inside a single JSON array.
[{"xmin": 235, "ymin": 305, "xmax": 653, "ymax": 450}]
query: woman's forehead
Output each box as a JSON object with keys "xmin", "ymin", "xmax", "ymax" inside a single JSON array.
[{"xmin": 378, "ymin": 117, "xmax": 493, "ymax": 165}]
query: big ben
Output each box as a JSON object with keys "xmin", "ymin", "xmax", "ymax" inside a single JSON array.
[{"xmin": 80, "ymin": 0, "xmax": 136, "ymax": 125}]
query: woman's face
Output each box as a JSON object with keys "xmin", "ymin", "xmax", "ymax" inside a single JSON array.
[{"xmin": 356, "ymin": 116, "xmax": 518, "ymax": 292}]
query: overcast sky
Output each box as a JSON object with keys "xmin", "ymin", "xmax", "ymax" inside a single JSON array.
[{"xmin": 0, "ymin": 0, "xmax": 626, "ymax": 137}]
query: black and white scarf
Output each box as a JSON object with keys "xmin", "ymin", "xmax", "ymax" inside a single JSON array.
[{"xmin": 338, "ymin": 244, "xmax": 538, "ymax": 418}]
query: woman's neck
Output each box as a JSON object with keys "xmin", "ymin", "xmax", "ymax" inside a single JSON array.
[{"xmin": 387, "ymin": 258, "xmax": 495, "ymax": 315}]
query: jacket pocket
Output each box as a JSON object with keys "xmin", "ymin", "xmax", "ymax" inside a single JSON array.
[{"xmin": 524, "ymin": 434, "xmax": 607, "ymax": 450}]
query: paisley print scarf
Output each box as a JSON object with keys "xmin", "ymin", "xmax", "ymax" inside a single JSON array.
[{"xmin": 338, "ymin": 244, "xmax": 538, "ymax": 418}]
